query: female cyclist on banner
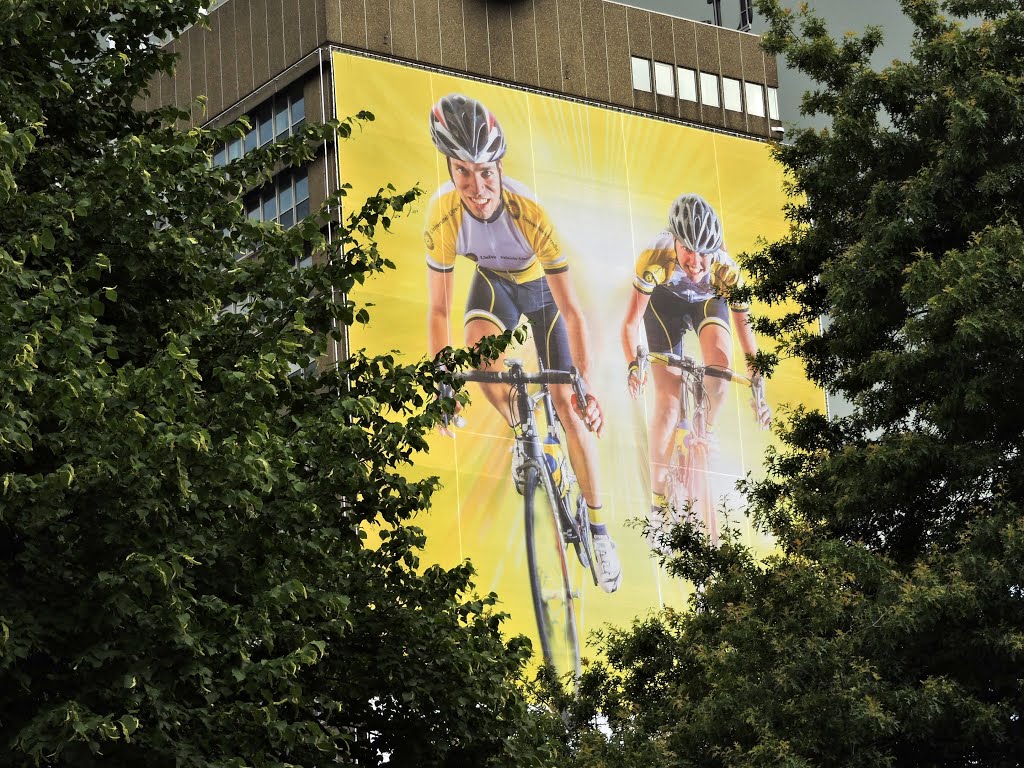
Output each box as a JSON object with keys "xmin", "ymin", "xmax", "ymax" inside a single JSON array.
[{"xmin": 621, "ymin": 193, "xmax": 772, "ymax": 551}]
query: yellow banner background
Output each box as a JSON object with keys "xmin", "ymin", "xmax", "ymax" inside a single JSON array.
[{"xmin": 333, "ymin": 50, "xmax": 823, "ymax": 654}]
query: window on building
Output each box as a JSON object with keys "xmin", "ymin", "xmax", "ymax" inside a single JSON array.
[
  {"xmin": 677, "ymin": 67, "xmax": 698, "ymax": 102},
  {"xmin": 653, "ymin": 62, "xmax": 675, "ymax": 97},
  {"xmin": 244, "ymin": 167, "xmax": 310, "ymax": 233},
  {"xmin": 745, "ymin": 82, "xmax": 766, "ymax": 117},
  {"xmin": 238, "ymin": 167, "xmax": 313, "ymax": 267},
  {"xmin": 767, "ymin": 86, "xmax": 780, "ymax": 120},
  {"xmin": 631, "ymin": 56, "xmax": 652, "ymax": 92},
  {"xmin": 214, "ymin": 85, "xmax": 307, "ymax": 166},
  {"xmin": 699, "ymin": 72, "xmax": 720, "ymax": 108},
  {"xmin": 723, "ymin": 77, "xmax": 743, "ymax": 112}
]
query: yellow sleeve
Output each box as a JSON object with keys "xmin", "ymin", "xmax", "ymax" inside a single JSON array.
[
  {"xmin": 510, "ymin": 194, "xmax": 567, "ymax": 274},
  {"xmin": 632, "ymin": 250, "xmax": 669, "ymax": 294},
  {"xmin": 711, "ymin": 256, "xmax": 750, "ymax": 311},
  {"xmin": 424, "ymin": 188, "xmax": 462, "ymax": 273},
  {"xmin": 633, "ymin": 233, "xmax": 675, "ymax": 294}
]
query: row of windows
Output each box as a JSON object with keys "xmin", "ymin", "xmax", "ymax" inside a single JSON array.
[
  {"xmin": 630, "ymin": 56, "xmax": 780, "ymax": 121},
  {"xmin": 213, "ymin": 87, "xmax": 306, "ymax": 166},
  {"xmin": 245, "ymin": 167, "xmax": 311, "ymax": 238}
]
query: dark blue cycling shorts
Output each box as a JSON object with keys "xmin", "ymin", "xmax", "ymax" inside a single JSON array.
[
  {"xmin": 642, "ymin": 287, "xmax": 732, "ymax": 356},
  {"xmin": 464, "ymin": 268, "xmax": 572, "ymax": 372}
]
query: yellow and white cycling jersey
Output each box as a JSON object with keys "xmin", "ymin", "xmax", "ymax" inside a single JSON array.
[
  {"xmin": 632, "ymin": 229, "xmax": 749, "ymax": 311},
  {"xmin": 423, "ymin": 177, "xmax": 567, "ymax": 284}
]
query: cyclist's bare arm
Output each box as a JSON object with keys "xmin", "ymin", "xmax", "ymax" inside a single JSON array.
[
  {"xmin": 546, "ymin": 271, "xmax": 591, "ymax": 381},
  {"xmin": 730, "ymin": 307, "xmax": 771, "ymax": 428},
  {"xmin": 427, "ymin": 268, "xmax": 459, "ymax": 435},
  {"xmin": 546, "ymin": 270, "xmax": 603, "ymax": 434},
  {"xmin": 622, "ymin": 289, "xmax": 651, "ymax": 399},
  {"xmin": 427, "ymin": 267, "xmax": 454, "ymax": 358},
  {"xmin": 730, "ymin": 307, "xmax": 760, "ymax": 377}
]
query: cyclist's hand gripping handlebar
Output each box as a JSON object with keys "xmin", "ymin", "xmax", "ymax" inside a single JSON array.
[
  {"xmin": 629, "ymin": 345, "xmax": 650, "ymax": 399},
  {"xmin": 436, "ymin": 382, "xmax": 466, "ymax": 436},
  {"xmin": 749, "ymin": 373, "xmax": 772, "ymax": 429},
  {"xmin": 569, "ymin": 368, "xmax": 604, "ymax": 437}
]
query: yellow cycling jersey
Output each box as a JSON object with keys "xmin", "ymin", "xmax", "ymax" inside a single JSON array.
[
  {"xmin": 632, "ymin": 230, "xmax": 750, "ymax": 311},
  {"xmin": 423, "ymin": 177, "xmax": 567, "ymax": 284}
]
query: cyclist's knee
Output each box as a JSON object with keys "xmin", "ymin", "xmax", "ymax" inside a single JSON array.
[
  {"xmin": 550, "ymin": 384, "xmax": 574, "ymax": 413},
  {"xmin": 698, "ymin": 325, "xmax": 732, "ymax": 368},
  {"xmin": 464, "ymin": 317, "xmax": 506, "ymax": 349}
]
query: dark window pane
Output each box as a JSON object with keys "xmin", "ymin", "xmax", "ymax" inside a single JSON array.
[
  {"xmin": 296, "ymin": 199, "xmax": 309, "ymax": 220},
  {"xmin": 275, "ymin": 105, "xmax": 289, "ymax": 138},
  {"xmin": 213, "ymin": 146, "xmax": 227, "ymax": 166},
  {"xmin": 280, "ymin": 210, "xmax": 294, "ymax": 229},
  {"xmin": 295, "ymin": 172, "xmax": 308, "ymax": 202},
  {"xmin": 228, "ymin": 139, "xmax": 242, "ymax": 161},
  {"xmin": 291, "ymin": 95, "xmax": 304, "ymax": 126},
  {"xmin": 263, "ymin": 194, "xmax": 277, "ymax": 221},
  {"xmin": 244, "ymin": 126, "xmax": 257, "ymax": 153},
  {"xmin": 258, "ymin": 109, "xmax": 273, "ymax": 146},
  {"xmin": 279, "ymin": 183, "xmax": 293, "ymax": 212}
]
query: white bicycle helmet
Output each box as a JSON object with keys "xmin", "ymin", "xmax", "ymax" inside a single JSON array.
[
  {"xmin": 429, "ymin": 94, "xmax": 507, "ymax": 163},
  {"xmin": 668, "ymin": 193, "xmax": 724, "ymax": 254}
]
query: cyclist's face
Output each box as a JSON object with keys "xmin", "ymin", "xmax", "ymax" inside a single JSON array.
[
  {"xmin": 450, "ymin": 158, "xmax": 502, "ymax": 219},
  {"xmin": 674, "ymin": 239, "xmax": 710, "ymax": 281}
]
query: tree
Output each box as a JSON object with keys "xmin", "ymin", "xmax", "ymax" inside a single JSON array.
[
  {"xmin": 555, "ymin": 1, "xmax": 1024, "ymax": 765},
  {"xmin": 0, "ymin": 2, "xmax": 554, "ymax": 765}
]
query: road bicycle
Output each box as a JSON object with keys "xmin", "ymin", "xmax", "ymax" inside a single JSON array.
[
  {"xmin": 442, "ymin": 359, "xmax": 599, "ymax": 678},
  {"xmin": 636, "ymin": 344, "xmax": 769, "ymax": 548}
]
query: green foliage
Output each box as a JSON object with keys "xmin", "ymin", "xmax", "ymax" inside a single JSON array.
[
  {"xmin": 556, "ymin": 1, "xmax": 1024, "ymax": 765},
  {"xmin": 0, "ymin": 2, "xmax": 553, "ymax": 765}
]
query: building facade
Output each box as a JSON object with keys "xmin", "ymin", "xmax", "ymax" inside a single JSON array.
[
  {"xmin": 152, "ymin": 0, "xmax": 818, "ymax": 676},
  {"xmin": 146, "ymin": 0, "xmax": 784, "ymax": 218}
]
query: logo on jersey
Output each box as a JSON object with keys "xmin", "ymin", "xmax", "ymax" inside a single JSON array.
[
  {"xmin": 424, "ymin": 231, "xmax": 435, "ymax": 251},
  {"xmin": 506, "ymin": 198, "xmax": 521, "ymax": 220},
  {"xmin": 642, "ymin": 266, "xmax": 665, "ymax": 286}
]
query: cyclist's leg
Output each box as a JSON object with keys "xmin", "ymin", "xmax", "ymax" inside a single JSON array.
[
  {"xmin": 649, "ymin": 364, "xmax": 683, "ymax": 496},
  {"xmin": 525, "ymin": 299, "xmax": 600, "ymax": 508},
  {"xmin": 643, "ymin": 289, "xmax": 690, "ymax": 497},
  {"xmin": 696, "ymin": 297, "xmax": 732, "ymax": 429},
  {"xmin": 463, "ymin": 269, "xmax": 522, "ymax": 425},
  {"xmin": 526, "ymin": 283, "xmax": 620, "ymax": 591},
  {"xmin": 516, "ymin": 280, "xmax": 595, "ymax": 503}
]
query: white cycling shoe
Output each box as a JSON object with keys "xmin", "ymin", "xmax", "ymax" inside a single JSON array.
[
  {"xmin": 646, "ymin": 504, "xmax": 675, "ymax": 556},
  {"xmin": 590, "ymin": 525, "xmax": 623, "ymax": 593},
  {"xmin": 511, "ymin": 441, "xmax": 527, "ymax": 495}
]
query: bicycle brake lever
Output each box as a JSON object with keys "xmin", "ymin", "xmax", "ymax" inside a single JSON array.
[{"xmin": 569, "ymin": 366, "xmax": 588, "ymax": 405}]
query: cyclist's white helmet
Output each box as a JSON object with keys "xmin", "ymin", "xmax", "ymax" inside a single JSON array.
[
  {"xmin": 669, "ymin": 193, "xmax": 724, "ymax": 254},
  {"xmin": 429, "ymin": 94, "xmax": 507, "ymax": 163}
]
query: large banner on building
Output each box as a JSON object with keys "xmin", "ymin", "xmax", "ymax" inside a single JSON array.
[{"xmin": 332, "ymin": 49, "xmax": 822, "ymax": 673}]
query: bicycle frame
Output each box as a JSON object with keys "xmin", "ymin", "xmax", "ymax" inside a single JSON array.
[
  {"xmin": 637, "ymin": 345, "xmax": 759, "ymax": 548},
  {"xmin": 446, "ymin": 359, "xmax": 596, "ymax": 678}
]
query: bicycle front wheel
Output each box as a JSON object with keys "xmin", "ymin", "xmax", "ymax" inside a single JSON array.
[{"xmin": 523, "ymin": 465, "xmax": 581, "ymax": 679}]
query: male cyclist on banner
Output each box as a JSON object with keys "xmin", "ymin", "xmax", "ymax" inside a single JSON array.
[
  {"xmin": 424, "ymin": 93, "xmax": 622, "ymax": 592},
  {"xmin": 620, "ymin": 193, "xmax": 772, "ymax": 551}
]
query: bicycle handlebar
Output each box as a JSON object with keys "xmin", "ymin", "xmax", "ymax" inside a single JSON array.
[
  {"xmin": 635, "ymin": 344, "xmax": 771, "ymax": 429},
  {"xmin": 438, "ymin": 359, "xmax": 590, "ymax": 429},
  {"xmin": 461, "ymin": 363, "xmax": 591, "ymax": 416},
  {"xmin": 635, "ymin": 344, "xmax": 753, "ymax": 387}
]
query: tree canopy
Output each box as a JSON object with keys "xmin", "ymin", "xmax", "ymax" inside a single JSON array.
[
  {"xmin": 0, "ymin": 2, "xmax": 552, "ymax": 765},
  {"xmin": 557, "ymin": 1, "xmax": 1024, "ymax": 765}
]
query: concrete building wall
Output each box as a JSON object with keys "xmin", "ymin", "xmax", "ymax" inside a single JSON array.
[{"xmin": 146, "ymin": 0, "xmax": 782, "ymax": 140}]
